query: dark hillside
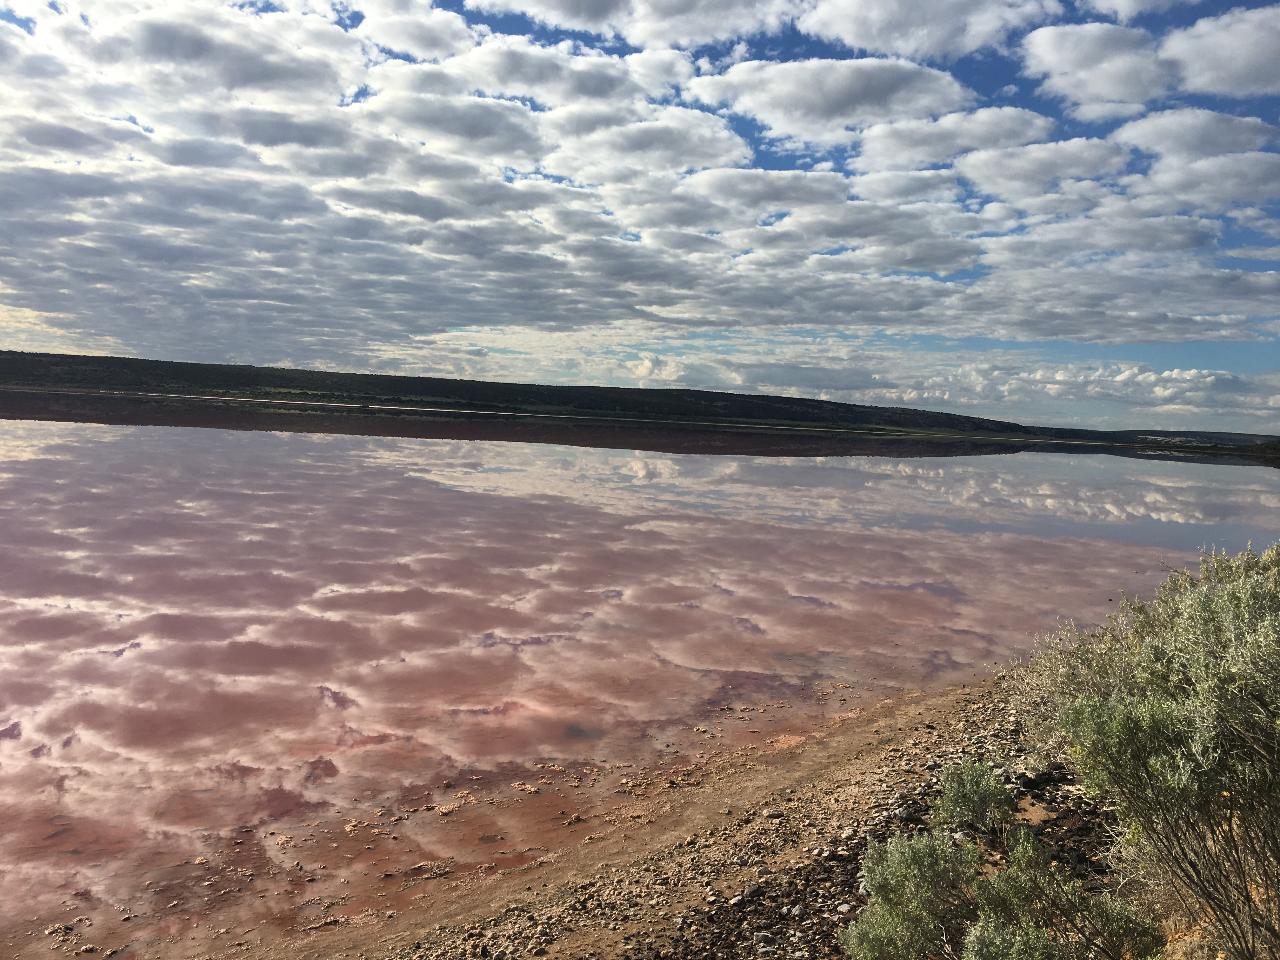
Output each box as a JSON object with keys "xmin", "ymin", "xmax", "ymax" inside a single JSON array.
[
  {"xmin": 0, "ymin": 351, "xmax": 1276, "ymax": 465},
  {"xmin": 0, "ymin": 351, "xmax": 1032, "ymax": 433}
]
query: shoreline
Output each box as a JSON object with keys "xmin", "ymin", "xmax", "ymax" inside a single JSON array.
[
  {"xmin": 250, "ymin": 671, "xmax": 1085, "ymax": 960},
  {"xmin": 2, "ymin": 387, "xmax": 1276, "ymax": 468},
  {"xmin": 19, "ymin": 674, "xmax": 992, "ymax": 960}
]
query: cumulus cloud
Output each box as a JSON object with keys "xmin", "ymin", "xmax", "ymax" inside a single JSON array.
[
  {"xmin": 1112, "ymin": 108, "xmax": 1276, "ymax": 159},
  {"xmin": 0, "ymin": 0, "xmax": 1275, "ymax": 430},
  {"xmin": 353, "ymin": 0, "xmax": 478, "ymax": 61},
  {"xmin": 852, "ymin": 106, "xmax": 1055, "ymax": 172},
  {"xmin": 799, "ymin": 0, "xmax": 1061, "ymax": 60},
  {"xmin": 686, "ymin": 58, "xmax": 973, "ymax": 146},
  {"xmin": 1160, "ymin": 5, "xmax": 1280, "ymax": 97},
  {"xmin": 1021, "ymin": 22, "xmax": 1175, "ymax": 119},
  {"xmin": 848, "ymin": 170, "xmax": 962, "ymax": 203},
  {"xmin": 1127, "ymin": 151, "xmax": 1280, "ymax": 215},
  {"xmin": 954, "ymin": 137, "xmax": 1129, "ymax": 203},
  {"xmin": 1080, "ymin": 0, "xmax": 1203, "ymax": 21},
  {"xmin": 1024, "ymin": 8, "xmax": 1280, "ymax": 119},
  {"xmin": 545, "ymin": 104, "xmax": 750, "ymax": 183},
  {"xmin": 365, "ymin": 89, "xmax": 548, "ymax": 165},
  {"xmin": 442, "ymin": 35, "xmax": 662, "ymax": 107},
  {"xmin": 463, "ymin": 0, "xmax": 799, "ymax": 48}
]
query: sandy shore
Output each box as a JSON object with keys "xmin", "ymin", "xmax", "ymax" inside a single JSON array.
[{"xmin": 251, "ymin": 673, "xmax": 1101, "ymax": 960}]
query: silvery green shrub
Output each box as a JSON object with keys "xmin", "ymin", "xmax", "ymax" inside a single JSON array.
[
  {"xmin": 1020, "ymin": 545, "xmax": 1280, "ymax": 959},
  {"xmin": 843, "ymin": 805, "xmax": 1160, "ymax": 960},
  {"xmin": 931, "ymin": 761, "xmax": 1015, "ymax": 834}
]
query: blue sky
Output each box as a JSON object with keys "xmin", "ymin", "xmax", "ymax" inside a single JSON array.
[{"xmin": 0, "ymin": 0, "xmax": 1277, "ymax": 430}]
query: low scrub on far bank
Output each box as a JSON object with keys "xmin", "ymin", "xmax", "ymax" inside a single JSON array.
[{"xmin": 845, "ymin": 544, "xmax": 1280, "ymax": 960}]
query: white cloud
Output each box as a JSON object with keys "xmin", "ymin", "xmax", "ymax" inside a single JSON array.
[
  {"xmin": 678, "ymin": 169, "xmax": 845, "ymax": 212},
  {"xmin": 979, "ymin": 213, "xmax": 1221, "ymax": 268},
  {"xmin": 1127, "ymin": 151, "xmax": 1280, "ymax": 215},
  {"xmin": 0, "ymin": 0, "xmax": 1275, "ymax": 434},
  {"xmin": 124, "ymin": 16, "xmax": 348, "ymax": 93},
  {"xmin": 1160, "ymin": 5, "xmax": 1280, "ymax": 97},
  {"xmin": 814, "ymin": 236, "xmax": 981, "ymax": 274},
  {"xmin": 544, "ymin": 104, "xmax": 751, "ymax": 184},
  {"xmin": 954, "ymin": 137, "xmax": 1129, "ymax": 203},
  {"xmin": 354, "ymin": 1, "xmax": 478, "ymax": 61},
  {"xmin": 687, "ymin": 58, "xmax": 973, "ymax": 146},
  {"xmin": 1025, "ymin": 8, "xmax": 1280, "ymax": 118},
  {"xmin": 849, "ymin": 170, "xmax": 962, "ymax": 203},
  {"xmin": 624, "ymin": 49, "xmax": 698, "ymax": 98},
  {"xmin": 363, "ymin": 88, "xmax": 549, "ymax": 167},
  {"xmin": 1080, "ymin": 0, "xmax": 1202, "ymax": 22},
  {"xmin": 1113, "ymin": 108, "xmax": 1275, "ymax": 159},
  {"xmin": 462, "ymin": 0, "xmax": 800, "ymax": 48},
  {"xmin": 852, "ymin": 107, "xmax": 1055, "ymax": 172},
  {"xmin": 798, "ymin": 0, "xmax": 1061, "ymax": 60},
  {"xmin": 438, "ymin": 34, "xmax": 671, "ymax": 107},
  {"xmin": 1022, "ymin": 22, "xmax": 1175, "ymax": 119}
]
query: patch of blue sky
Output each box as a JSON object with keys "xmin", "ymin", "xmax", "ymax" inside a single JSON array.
[
  {"xmin": 1137, "ymin": 0, "xmax": 1275, "ymax": 29},
  {"xmin": 376, "ymin": 43, "xmax": 420, "ymax": 63},
  {"xmin": 1214, "ymin": 255, "xmax": 1280, "ymax": 273},
  {"xmin": 508, "ymin": 170, "xmax": 577, "ymax": 186},
  {"xmin": 339, "ymin": 84, "xmax": 373, "ymax": 107},
  {"xmin": 435, "ymin": 0, "xmax": 637, "ymax": 52},
  {"xmin": 331, "ymin": 2, "xmax": 364, "ymax": 32},
  {"xmin": 0, "ymin": 7, "xmax": 35, "ymax": 32},
  {"xmin": 721, "ymin": 115, "xmax": 801, "ymax": 170},
  {"xmin": 737, "ymin": 21, "xmax": 847, "ymax": 63},
  {"xmin": 1217, "ymin": 210, "xmax": 1280, "ymax": 269}
]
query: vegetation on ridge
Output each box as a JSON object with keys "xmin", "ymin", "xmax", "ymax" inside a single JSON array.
[{"xmin": 2, "ymin": 351, "xmax": 1277, "ymax": 463}]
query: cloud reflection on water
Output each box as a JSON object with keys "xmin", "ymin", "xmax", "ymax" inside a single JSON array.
[{"xmin": 0, "ymin": 421, "xmax": 1276, "ymax": 941}]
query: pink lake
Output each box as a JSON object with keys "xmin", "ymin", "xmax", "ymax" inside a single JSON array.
[{"xmin": 0, "ymin": 420, "xmax": 1276, "ymax": 958}]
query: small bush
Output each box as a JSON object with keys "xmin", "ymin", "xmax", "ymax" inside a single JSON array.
[
  {"xmin": 843, "ymin": 815, "xmax": 1161, "ymax": 960},
  {"xmin": 844, "ymin": 833, "xmax": 982, "ymax": 960},
  {"xmin": 844, "ymin": 834, "xmax": 983, "ymax": 960},
  {"xmin": 961, "ymin": 916, "xmax": 1067, "ymax": 960},
  {"xmin": 1019, "ymin": 545, "xmax": 1280, "ymax": 960},
  {"xmin": 981, "ymin": 829, "xmax": 1163, "ymax": 960},
  {"xmin": 931, "ymin": 761, "xmax": 1015, "ymax": 834}
]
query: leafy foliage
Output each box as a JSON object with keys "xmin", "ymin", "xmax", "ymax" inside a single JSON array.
[
  {"xmin": 1020, "ymin": 545, "xmax": 1280, "ymax": 959},
  {"xmin": 843, "ymin": 801, "xmax": 1161, "ymax": 960},
  {"xmin": 844, "ymin": 833, "xmax": 982, "ymax": 960},
  {"xmin": 931, "ymin": 761, "xmax": 1016, "ymax": 834}
]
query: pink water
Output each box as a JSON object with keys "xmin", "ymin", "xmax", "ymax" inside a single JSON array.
[{"xmin": 1, "ymin": 421, "xmax": 1275, "ymax": 957}]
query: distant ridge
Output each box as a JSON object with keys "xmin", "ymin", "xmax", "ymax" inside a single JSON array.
[{"xmin": 0, "ymin": 351, "xmax": 1276, "ymax": 466}]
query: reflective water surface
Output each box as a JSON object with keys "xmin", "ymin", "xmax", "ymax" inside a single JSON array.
[{"xmin": 1, "ymin": 421, "xmax": 1277, "ymax": 957}]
